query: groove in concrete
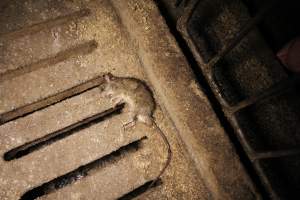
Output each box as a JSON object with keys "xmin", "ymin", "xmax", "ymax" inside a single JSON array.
[
  {"xmin": 20, "ymin": 137, "xmax": 146, "ymax": 200},
  {"xmin": 0, "ymin": 9, "xmax": 90, "ymax": 41},
  {"xmin": 117, "ymin": 179, "xmax": 162, "ymax": 200},
  {"xmin": 0, "ymin": 40, "xmax": 98, "ymax": 83},
  {"xmin": 3, "ymin": 103, "xmax": 124, "ymax": 161},
  {"xmin": 0, "ymin": 75, "xmax": 105, "ymax": 125}
]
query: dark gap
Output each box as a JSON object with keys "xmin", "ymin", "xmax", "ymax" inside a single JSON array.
[
  {"xmin": 257, "ymin": 154, "xmax": 300, "ymax": 198},
  {"xmin": 0, "ymin": 0, "xmax": 9, "ymax": 12},
  {"xmin": 155, "ymin": 0, "xmax": 268, "ymax": 198},
  {"xmin": 242, "ymin": 0, "xmax": 300, "ymax": 52},
  {"xmin": 20, "ymin": 137, "xmax": 146, "ymax": 200},
  {"xmin": 4, "ymin": 103, "xmax": 125, "ymax": 161},
  {"xmin": 118, "ymin": 179, "xmax": 162, "ymax": 200},
  {"xmin": 174, "ymin": 0, "xmax": 183, "ymax": 7},
  {"xmin": 187, "ymin": 0, "xmax": 223, "ymax": 63},
  {"xmin": 234, "ymin": 85, "xmax": 300, "ymax": 152}
]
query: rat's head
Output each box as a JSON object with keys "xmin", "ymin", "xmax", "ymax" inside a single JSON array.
[{"xmin": 99, "ymin": 73, "xmax": 118, "ymax": 97}]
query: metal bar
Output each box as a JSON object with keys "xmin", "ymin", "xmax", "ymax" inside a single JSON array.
[
  {"xmin": 227, "ymin": 76, "xmax": 298, "ymax": 113},
  {"xmin": 207, "ymin": 0, "xmax": 279, "ymax": 68},
  {"xmin": 252, "ymin": 148, "xmax": 300, "ymax": 161},
  {"xmin": 254, "ymin": 162, "xmax": 280, "ymax": 199}
]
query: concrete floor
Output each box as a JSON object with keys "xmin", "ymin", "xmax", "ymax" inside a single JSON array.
[{"xmin": 0, "ymin": 0, "xmax": 259, "ymax": 199}]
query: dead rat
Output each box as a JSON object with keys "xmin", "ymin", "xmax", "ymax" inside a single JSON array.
[{"xmin": 99, "ymin": 73, "xmax": 172, "ymax": 187}]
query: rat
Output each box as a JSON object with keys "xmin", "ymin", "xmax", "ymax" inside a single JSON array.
[{"xmin": 99, "ymin": 73, "xmax": 172, "ymax": 188}]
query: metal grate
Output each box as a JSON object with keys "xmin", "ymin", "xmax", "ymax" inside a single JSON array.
[{"xmin": 178, "ymin": 0, "xmax": 300, "ymax": 198}]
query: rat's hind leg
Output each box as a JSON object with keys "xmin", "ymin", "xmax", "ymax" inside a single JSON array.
[
  {"xmin": 137, "ymin": 114, "xmax": 153, "ymax": 126},
  {"xmin": 123, "ymin": 120, "xmax": 136, "ymax": 130}
]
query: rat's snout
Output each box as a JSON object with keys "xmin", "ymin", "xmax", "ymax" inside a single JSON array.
[
  {"xmin": 99, "ymin": 84, "xmax": 109, "ymax": 98},
  {"xmin": 99, "ymin": 83, "xmax": 109, "ymax": 92}
]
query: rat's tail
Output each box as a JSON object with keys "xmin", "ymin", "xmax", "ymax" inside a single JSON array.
[{"xmin": 148, "ymin": 121, "xmax": 172, "ymax": 190}]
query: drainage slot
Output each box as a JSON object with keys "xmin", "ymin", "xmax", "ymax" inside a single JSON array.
[
  {"xmin": 3, "ymin": 103, "xmax": 125, "ymax": 161},
  {"xmin": 118, "ymin": 179, "xmax": 162, "ymax": 200},
  {"xmin": 0, "ymin": 75, "xmax": 106, "ymax": 125},
  {"xmin": 0, "ymin": 9, "xmax": 90, "ymax": 41},
  {"xmin": 0, "ymin": 40, "xmax": 98, "ymax": 83},
  {"xmin": 20, "ymin": 137, "xmax": 146, "ymax": 200}
]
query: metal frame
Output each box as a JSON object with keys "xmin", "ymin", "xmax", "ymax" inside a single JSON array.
[{"xmin": 177, "ymin": 0, "xmax": 300, "ymax": 198}]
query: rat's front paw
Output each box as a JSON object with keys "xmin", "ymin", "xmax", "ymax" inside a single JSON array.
[{"xmin": 123, "ymin": 120, "xmax": 136, "ymax": 130}]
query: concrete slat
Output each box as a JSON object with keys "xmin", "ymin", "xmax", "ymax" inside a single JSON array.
[
  {"xmin": 0, "ymin": 88, "xmax": 111, "ymax": 152},
  {"xmin": 0, "ymin": 115, "xmax": 147, "ymax": 199}
]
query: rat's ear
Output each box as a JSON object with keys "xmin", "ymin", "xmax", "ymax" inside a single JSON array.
[{"xmin": 104, "ymin": 73, "xmax": 113, "ymax": 82}]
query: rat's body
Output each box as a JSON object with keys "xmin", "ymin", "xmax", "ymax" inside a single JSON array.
[
  {"xmin": 99, "ymin": 73, "xmax": 171, "ymax": 187},
  {"xmin": 99, "ymin": 74, "xmax": 155, "ymax": 126}
]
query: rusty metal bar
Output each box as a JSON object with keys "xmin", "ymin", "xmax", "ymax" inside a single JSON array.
[
  {"xmin": 207, "ymin": 0, "xmax": 279, "ymax": 68},
  {"xmin": 254, "ymin": 162, "xmax": 280, "ymax": 199},
  {"xmin": 252, "ymin": 148, "xmax": 300, "ymax": 161}
]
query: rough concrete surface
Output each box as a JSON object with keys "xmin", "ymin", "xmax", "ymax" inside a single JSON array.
[
  {"xmin": 0, "ymin": 0, "xmax": 258, "ymax": 199},
  {"xmin": 111, "ymin": 0, "xmax": 260, "ymax": 199}
]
